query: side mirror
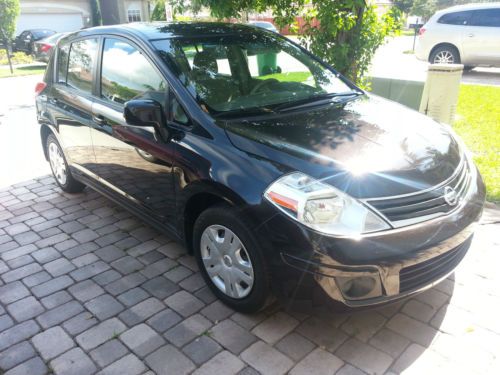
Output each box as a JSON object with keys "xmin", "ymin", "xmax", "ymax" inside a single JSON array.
[{"xmin": 124, "ymin": 99, "xmax": 164, "ymax": 129}]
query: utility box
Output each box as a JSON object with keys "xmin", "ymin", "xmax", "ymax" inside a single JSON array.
[{"xmin": 419, "ymin": 64, "xmax": 463, "ymax": 124}]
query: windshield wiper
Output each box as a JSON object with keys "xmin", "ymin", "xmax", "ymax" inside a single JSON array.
[
  {"xmin": 273, "ymin": 91, "xmax": 363, "ymax": 112},
  {"xmin": 212, "ymin": 106, "xmax": 275, "ymax": 119}
]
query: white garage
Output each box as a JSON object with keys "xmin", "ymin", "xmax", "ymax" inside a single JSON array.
[{"xmin": 16, "ymin": 13, "xmax": 84, "ymax": 34}]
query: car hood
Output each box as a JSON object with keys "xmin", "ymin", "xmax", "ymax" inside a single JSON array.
[{"xmin": 221, "ymin": 94, "xmax": 463, "ymax": 198}]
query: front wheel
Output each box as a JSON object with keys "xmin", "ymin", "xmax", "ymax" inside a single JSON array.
[
  {"xmin": 46, "ymin": 134, "xmax": 85, "ymax": 193},
  {"xmin": 193, "ymin": 205, "xmax": 271, "ymax": 312}
]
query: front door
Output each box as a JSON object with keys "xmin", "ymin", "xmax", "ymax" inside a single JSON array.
[
  {"xmin": 47, "ymin": 38, "xmax": 98, "ymax": 174},
  {"xmin": 89, "ymin": 37, "xmax": 177, "ymax": 224}
]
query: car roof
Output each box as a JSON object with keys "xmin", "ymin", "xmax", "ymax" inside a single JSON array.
[
  {"xmin": 436, "ymin": 2, "xmax": 500, "ymax": 14},
  {"xmin": 62, "ymin": 22, "xmax": 266, "ymax": 42}
]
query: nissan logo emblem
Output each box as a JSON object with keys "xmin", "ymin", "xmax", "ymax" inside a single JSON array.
[{"xmin": 444, "ymin": 186, "xmax": 459, "ymax": 206}]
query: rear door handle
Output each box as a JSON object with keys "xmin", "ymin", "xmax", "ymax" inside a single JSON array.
[{"xmin": 92, "ymin": 115, "xmax": 107, "ymax": 126}]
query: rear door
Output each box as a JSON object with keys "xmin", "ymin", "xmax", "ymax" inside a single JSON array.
[
  {"xmin": 465, "ymin": 8, "xmax": 500, "ymax": 65},
  {"xmin": 89, "ymin": 37, "xmax": 179, "ymax": 224},
  {"xmin": 47, "ymin": 38, "xmax": 98, "ymax": 174}
]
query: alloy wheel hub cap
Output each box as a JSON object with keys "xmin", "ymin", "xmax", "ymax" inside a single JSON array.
[
  {"xmin": 48, "ymin": 142, "xmax": 67, "ymax": 185},
  {"xmin": 200, "ymin": 225, "xmax": 254, "ymax": 299}
]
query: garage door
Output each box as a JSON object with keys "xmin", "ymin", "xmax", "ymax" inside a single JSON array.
[{"xmin": 16, "ymin": 13, "xmax": 83, "ymax": 34}]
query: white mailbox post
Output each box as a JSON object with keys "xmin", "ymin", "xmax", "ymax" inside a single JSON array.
[{"xmin": 419, "ymin": 64, "xmax": 463, "ymax": 124}]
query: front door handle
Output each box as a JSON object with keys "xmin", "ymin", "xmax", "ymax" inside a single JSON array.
[
  {"xmin": 468, "ymin": 33, "xmax": 474, "ymax": 37},
  {"xmin": 92, "ymin": 115, "xmax": 107, "ymax": 126}
]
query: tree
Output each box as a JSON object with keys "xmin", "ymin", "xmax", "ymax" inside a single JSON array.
[
  {"xmin": 151, "ymin": 0, "xmax": 167, "ymax": 21},
  {"xmin": 0, "ymin": 0, "xmax": 20, "ymax": 74},
  {"xmin": 393, "ymin": 0, "xmax": 414, "ymax": 14},
  {"xmin": 170, "ymin": 0, "xmax": 402, "ymax": 85},
  {"xmin": 90, "ymin": 0, "xmax": 102, "ymax": 26}
]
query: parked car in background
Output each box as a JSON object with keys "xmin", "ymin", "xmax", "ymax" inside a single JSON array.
[
  {"xmin": 33, "ymin": 33, "xmax": 68, "ymax": 62},
  {"xmin": 36, "ymin": 23, "xmax": 485, "ymax": 312},
  {"xmin": 13, "ymin": 29, "xmax": 56, "ymax": 55},
  {"xmin": 248, "ymin": 20, "xmax": 278, "ymax": 32},
  {"xmin": 416, "ymin": 3, "xmax": 500, "ymax": 70}
]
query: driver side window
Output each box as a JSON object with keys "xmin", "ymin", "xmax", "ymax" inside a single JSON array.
[{"xmin": 101, "ymin": 38, "xmax": 166, "ymax": 105}]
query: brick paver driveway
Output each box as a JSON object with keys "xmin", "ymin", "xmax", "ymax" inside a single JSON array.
[{"xmin": 1, "ymin": 76, "xmax": 499, "ymax": 375}]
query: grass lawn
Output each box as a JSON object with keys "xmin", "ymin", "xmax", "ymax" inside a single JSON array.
[
  {"xmin": 0, "ymin": 65, "xmax": 46, "ymax": 78},
  {"xmin": 454, "ymin": 84, "xmax": 500, "ymax": 202}
]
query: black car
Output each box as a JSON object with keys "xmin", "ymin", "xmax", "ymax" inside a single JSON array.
[
  {"xmin": 14, "ymin": 29, "xmax": 55, "ymax": 54},
  {"xmin": 35, "ymin": 23, "xmax": 485, "ymax": 312}
]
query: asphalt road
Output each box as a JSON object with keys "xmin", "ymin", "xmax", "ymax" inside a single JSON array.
[{"xmin": 370, "ymin": 36, "xmax": 500, "ymax": 86}]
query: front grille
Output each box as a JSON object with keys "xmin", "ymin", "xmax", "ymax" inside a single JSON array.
[
  {"xmin": 367, "ymin": 159, "xmax": 470, "ymax": 226},
  {"xmin": 399, "ymin": 237, "xmax": 471, "ymax": 293}
]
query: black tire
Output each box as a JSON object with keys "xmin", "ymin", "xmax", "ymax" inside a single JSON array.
[
  {"xmin": 193, "ymin": 205, "xmax": 271, "ymax": 313},
  {"xmin": 429, "ymin": 45, "xmax": 460, "ymax": 64},
  {"xmin": 46, "ymin": 134, "xmax": 85, "ymax": 193}
]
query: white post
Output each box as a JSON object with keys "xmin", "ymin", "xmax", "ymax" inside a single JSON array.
[
  {"xmin": 419, "ymin": 64, "xmax": 463, "ymax": 124},
  {"xmin": 165, "ymin": 1, "xmax": 173, "ymax": 21}
]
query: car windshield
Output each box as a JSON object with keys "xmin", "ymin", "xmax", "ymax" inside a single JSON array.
[{"xmin": 153, "ymin": 32, "xmax": 353, "ymax": 115}]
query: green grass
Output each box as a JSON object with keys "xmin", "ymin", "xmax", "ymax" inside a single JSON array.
[
  {"xmin": 454, "ymin": 85, "xmax": 500, "ymax": 202},
  {"xmin": 401, "ymin": 29, "xmax": 418, "ymax": 36},
  {"xmin": 256, "ymin": 71, "xmax": 312, "ymax": 83},
  {"xmin": 0, "ymin": 65, "xmax": 45, "ymax": 78}
]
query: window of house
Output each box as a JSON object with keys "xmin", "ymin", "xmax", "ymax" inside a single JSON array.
[
  {"xmin": 101, "ymin": 38, "xmax": 166, "ymax": 105},
  {"xmin": 128, "ymin": 9, "xmax": 142, "ymax": 22},
  {"xmin": 66, "ymin": 39, "xmax": 98, "ymax": 94}
]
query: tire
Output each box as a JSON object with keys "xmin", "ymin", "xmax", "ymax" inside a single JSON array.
[
  {"xmin": 193, "ymin": 205, "xmax": 271, "ymax": 312},
  {"xmin": 46, "ymin": 134, "xmax": 85, "ymax": 193},
  {"xmin": 429, "ymin": 45, "xmax": 460, "ymax": 65},
  {"xmin": 135, "ymin": 148, "xmax": 158, "ymax": 163}
]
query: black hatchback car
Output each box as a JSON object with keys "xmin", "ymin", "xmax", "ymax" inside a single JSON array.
[{"xmin": 35, "ymin": 23, "xmax": 485, "ymax": 312}]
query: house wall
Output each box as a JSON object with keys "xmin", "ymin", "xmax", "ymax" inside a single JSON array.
[{"xmin": 17, "ymin": 0, "xmax": 92, "ymax": 33}]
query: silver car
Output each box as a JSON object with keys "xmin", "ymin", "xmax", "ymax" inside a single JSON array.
[{"xmin": 415, "ymin": 3, "xmax": 500, "ymax": 69}]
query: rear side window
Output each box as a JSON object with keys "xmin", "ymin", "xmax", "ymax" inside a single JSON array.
[
  {"xmin": 67, "ymin": 39, "xmax": 98, "ymax": 94},
  {"xmin": 57, "ymin": 43, "xmax": 70, "ymax": 84},
  {"xmin": 470, "ymin": 9, "xmax": 500, "ymax": 27},
  {"xmin": 100, "ymin": 38, "xmax": 166, "ymax": 104},
  {"xmin": 437, "ymin": 11, "xmax": 472, "ymax": 25}
]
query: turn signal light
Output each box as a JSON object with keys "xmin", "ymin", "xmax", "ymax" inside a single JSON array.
[{"xmin": 419, "ymin": 27, "xmax": 426, "ymax": 36}]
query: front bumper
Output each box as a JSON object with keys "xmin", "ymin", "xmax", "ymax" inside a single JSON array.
[{"xmin": 257, "ymin": 166, "xmax": 485, "ymax": 307}]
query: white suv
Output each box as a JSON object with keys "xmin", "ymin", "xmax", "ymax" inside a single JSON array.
[{"xmin": 415, "ymin": 3, "xmax": 500, "ymax": 69}]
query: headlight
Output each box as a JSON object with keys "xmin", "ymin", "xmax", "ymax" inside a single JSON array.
[{"xmin": 264, "ymin": 172, "xmax": 390, "ymax": 236}]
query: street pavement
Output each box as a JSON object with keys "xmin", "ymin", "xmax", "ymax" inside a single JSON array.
[
  {"xmin": 0, "ymin": 75, "xmax": 499, "ymax": 375},
  {"xmin": 370, "ymin": 36, "xmax": 500, "ymax": 86}
]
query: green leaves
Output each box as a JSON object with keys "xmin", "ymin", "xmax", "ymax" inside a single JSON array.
[{"xmin": 0, "ymin": 0, "xmax": 20, "ymax": 40}]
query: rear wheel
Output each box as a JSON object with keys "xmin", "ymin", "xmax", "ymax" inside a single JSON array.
[
  {"xmin": 46, "ymin": 134, "xmax": 85, "ymax": 193},
  {"xmin": 429, "ymin": 45, "xmax": 460, "ymax": 64},
  {"xmin": 193, "ymin": 205, "xmax": 271, "ymax": 312}
]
